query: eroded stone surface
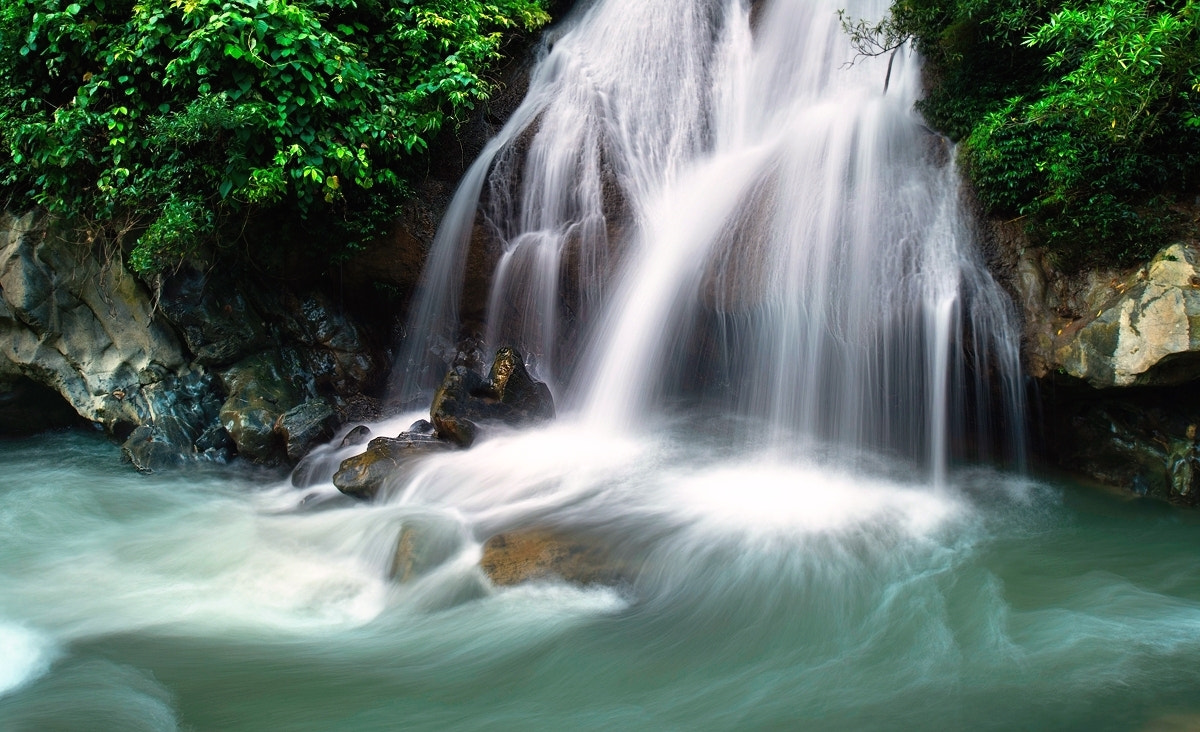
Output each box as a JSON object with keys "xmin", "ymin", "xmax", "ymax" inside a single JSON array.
[
  {"xmin": 1003, "ymin": 237, "xmax": 1200, "ymax": 389},
  {"xmin": 0, "ymin": 212, "xmax": 191, "ymax": 431},
  {"xmin": 1054, "ymin": 245, "xmax": 1200, "ymax": 387}
]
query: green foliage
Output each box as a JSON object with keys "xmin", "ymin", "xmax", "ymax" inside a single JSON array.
[
  {"xmin": 850, "ymin": 0, "xmax": 1200, "ymax": 268},
  {"xmin": 0, "ymin": 0, "xmax": 548, "ymax": 274},
  {"xmin": 128, "ymin": 193, "xmax": 215, "ymax": 273}
]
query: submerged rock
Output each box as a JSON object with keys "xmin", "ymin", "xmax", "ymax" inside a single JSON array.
[
  {"xmin": 332, "ymin": 434, "xmax": 455, "ymax": 500},
  {"xmin": 479, "ymin": 529, "xmax": 623, "ymax": 587},
  {"xmin": 390, "ymin": 516, "xmax": 467, "ymax": 582}
]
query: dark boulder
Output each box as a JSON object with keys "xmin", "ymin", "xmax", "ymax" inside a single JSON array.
[
  {"xmin": 158, "ymin": 267, "xmax": 266, "ymax": 367},
  {"xmin": 275, "ymin": 290, "xmax": 384, "ymax": 409},
  {"xmin": 488, "ymin": 346, "xmax": 556, "ymax": 421},
  {"xmin": 407, "ymin": 419, "xmax": 435, "ymax": 435},
  {"xmin": 430, "ymin": 347, "xmax": 555, "ymax": 447},
  {"xmin": 1040, "ymin": 381, "xmax": 1200, "ymax": 505},
  {"xmin": 120, "ymin": 370, "xmax": 230, "ymax": 472},
  {"xmin": 429, "ymin": 363, "xmax": 487, "ymax": 447},
  {"xmin": 339, "ymin": 424, "xmax": 373, "ymax": 448},
  {"xmin": 218, "ymin": 352, "xmax": 304, "ymax": 463},
  {"xmin": 275, "ymin": 399, "xmax": 337, "ymax": 462}
]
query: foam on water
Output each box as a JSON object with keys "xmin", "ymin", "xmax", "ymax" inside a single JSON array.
[
  {"xmin": 5, "ymin": 434, "xmax": 1200, "ymax": 729},
  {"xmin": 667, "ymin": 459, "xmax": 964, "ymax": 537},
  {"xmin": 0, "ymin": 451, "xmax": 394, "ymax": 640},
  {"xmin": 0, "ymin": 622, "xmax": 55, "ymax": 698}
]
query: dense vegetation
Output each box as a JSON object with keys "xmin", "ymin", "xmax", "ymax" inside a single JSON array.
[
  {"xmin": 848, "ymin": 0, "xmax": 1200, "ymax": 267},
  {"xmin": 0, "ymin": 0, "xmax": 548, "ymax": 274}
]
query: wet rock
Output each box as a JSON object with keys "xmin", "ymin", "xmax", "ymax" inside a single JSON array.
[
  {"xmin": 430, "ymin": 347, "xmax": 555, "ymax": 447},
  {"xmin": 1039, "ymin": 382, "xmax": 1200, "ymax": 505},
  {"xmin": 0, "ymin": 212, "xmax": 398, "ymax": 468},
  {"xmin": 275, "ymin": 399, "xmax": 336, "ymax": 462},
  {"xmin": 157, "ymin": 267, "xmax": 266, "ymax": 367},
  {"xmin": 407, "ymin": 419, "xmax": 435, "ymax": 435},
  {"xmin": 122, "ymin": 424, "xmax": 189, "ymax": 472},
  {"xmin": 274, "ymin": 290, "xmax": 385, "ymax": 414},
  {"xmin": 1143, "ymin": 713, "xmax": 1200, "ymax": 732},
  {"xmin": 488, "ymin": 346, "xmax": 556, "ymax": 421},
  {"xmin": 333, "ymin": 434, "xmax": 455, "ymax": 500},
  {"xmin": 479, "ymin": 529, "xmax": 623, "ymax": 587},
  {"xmin": 218, "ymin": 352, "xmax": 304, "ymax": 463},
  {"xmin": 390, "ymin": 516, "xmax": 466, "ymax": 582},
  {"xmin": 333, "ymin": 394, "xmax": 384, "ymax": 424},
  {"xmin": 340, "ymin": 424, "xmax": 373, "ymax": 448},
  {"xmin": 118, "ymin": 370, "xmax": 229, "ymax": 471},
  {"xmin": 429, "ymin": 364, "xmax": 486, "ymax": 447}
]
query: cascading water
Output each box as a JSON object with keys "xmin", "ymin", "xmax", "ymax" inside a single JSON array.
[{"xmin": 393, "ymin": 0, "xmax": 1025, "ymax": 475}]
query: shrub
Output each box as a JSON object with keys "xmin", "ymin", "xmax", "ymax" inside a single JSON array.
[{"xmin": 0, "ymin": 0, "xmax": 549, "ymax": 274}]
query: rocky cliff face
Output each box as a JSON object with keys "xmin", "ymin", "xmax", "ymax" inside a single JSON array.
[
  {"xmin": 989, "ymin": 217, "xmax": 1200, "ymax": 504},
  {"xmin": 0, "ymin": 212, "xmax": 386, "ymax": 471},
  {"xmin": 0, "ymin": 20, "xmax": 559, "ymax": 471},
  {"xmin": 0, "ymin": 212, "xmax": 201, "ymax": 441}
]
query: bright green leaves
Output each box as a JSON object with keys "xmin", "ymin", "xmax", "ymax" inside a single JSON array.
[
  {"xmin": 0, "ymin": 0, "xmax": 549, "ymax": 274},
  {"xmin": 856, "ymin": 0, "xmax": 1200, "ymax": 268},
  {"xmin": 1022, "ymin": 0, "xmax": 1199, "ymax": 144},
  {"xmin": 127, "ymin": 193, "xmax": 215, "ymax": 274}
]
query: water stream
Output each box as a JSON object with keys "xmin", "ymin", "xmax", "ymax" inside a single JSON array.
[
  {"xmin": 3, "ymin": 430, "xmax": 1200, "ymax": 730},
  {"xmin": 1, "ymin": 0, "xmax": 1197, "ymax": 729}
]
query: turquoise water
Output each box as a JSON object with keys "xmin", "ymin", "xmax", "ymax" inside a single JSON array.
[{"xmin": 2, "ymin": 428, "xmax": 1200, "ymax": 731}]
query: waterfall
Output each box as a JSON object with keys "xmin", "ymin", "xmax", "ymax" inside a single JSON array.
[{"xmin": 392, "ymin": 0, "xmax": 1026, "ymax": 475}]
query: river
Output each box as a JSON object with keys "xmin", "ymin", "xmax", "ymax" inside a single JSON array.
[{"xmin": 2, "ymin": 426, "xmax": 1200, "ymax": 731}]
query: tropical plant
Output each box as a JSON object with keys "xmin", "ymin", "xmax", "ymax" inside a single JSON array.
[{"xmin": 0, "ymin": 0, "xmax": 549, "ymax": 274}]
